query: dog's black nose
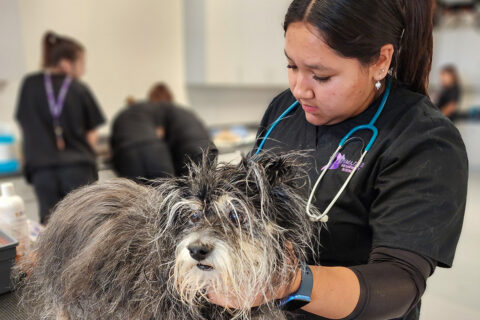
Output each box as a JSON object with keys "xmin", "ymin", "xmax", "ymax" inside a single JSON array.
[{"xmin": 187, "ymin": 244, "xmax": 211, "ymax": 261}]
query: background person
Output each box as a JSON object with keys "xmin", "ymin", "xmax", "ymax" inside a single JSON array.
[
  {"xmin": 164, "ymin": 104, "xmax": 216, "ymax": 176},
  {"xmin": 435, "ymin": 64, "xmax": 462, "ymax": 121},
  {"xmin": 110, "ymin": 101, "xmax": 175, "ymax": 182},
  {"xmin": 111, "ymin": 82, "xmax": 216, "ymax": 181},
  {"xmin": 16, "ymin": 31, "xmax": 105, "ymax": 224}
]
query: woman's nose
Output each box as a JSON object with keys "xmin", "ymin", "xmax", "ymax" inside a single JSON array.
[{"xmin": 292, "ymin": 73, "xmax": 314, "ymax": 100}]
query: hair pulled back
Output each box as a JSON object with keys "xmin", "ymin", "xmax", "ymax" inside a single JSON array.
[
  {"xmin": 42, "ymin": 31, "xmax": 84, "ymax": 68},
  {"xmin": 284, "ymin": 0, "xmax": 434, "ymax": 95}
]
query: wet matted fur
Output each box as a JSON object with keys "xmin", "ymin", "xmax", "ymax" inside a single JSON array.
[{"xmin": 16, "ymin": 153, "xmax": 320, "ymax": 320}]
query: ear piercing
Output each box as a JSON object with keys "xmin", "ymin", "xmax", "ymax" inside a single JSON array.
[{"xmin": 375, "ymin": 69, "xmax": 386, "ymax": 90}]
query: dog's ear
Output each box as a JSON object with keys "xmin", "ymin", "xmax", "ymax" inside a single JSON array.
[{"xmin": 248, "ymin": 153, "xmax": 305, "ymax": 187}]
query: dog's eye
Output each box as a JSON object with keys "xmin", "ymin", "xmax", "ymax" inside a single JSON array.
[
  {"xmin": 190, "ymin": 212, "xmax": 203, "ymax": 223},
  {"xmin": 229, "ymin": 211, "xmax": 246, "ymax": 225}
]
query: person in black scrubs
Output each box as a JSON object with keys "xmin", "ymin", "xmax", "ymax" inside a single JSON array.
[
  {"xmin": 111, "ymin": 84, "xmax": 216, "ymax": 181},
  {"xmin": 435, "ymin": 65, "xmax": 462, "ymax": 121},
  {"xmin": 208, "ymin": 1, "xmax": 468, "ymax": 319},
  {"xmin": 110, "ymin": 101, "xmax": 176, "ymax": 182},
  {"xmin": 164, "ymin": 104, "xmax": 217, "ymax": 176},
  {"xmin": 16, "ymin": 31, "xmax": 105, "ymax": 224}
]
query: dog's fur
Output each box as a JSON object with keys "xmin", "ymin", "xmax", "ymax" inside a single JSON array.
[{"xmin": 16, "ymin": 154, "xmax": 320, "ymax": 320}]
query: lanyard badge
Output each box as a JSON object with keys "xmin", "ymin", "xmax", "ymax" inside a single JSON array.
[{"xmin": 44, "ymin": 73, "xmax": 72, "ymax": 151}]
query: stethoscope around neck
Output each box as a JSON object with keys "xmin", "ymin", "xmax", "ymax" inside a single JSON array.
[{"xmin": 255, "ymin": 79, "xmax": 392, "ymax": 223}]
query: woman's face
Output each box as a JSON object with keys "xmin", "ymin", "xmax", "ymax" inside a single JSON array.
[
  {"xmin": 71, "ymin": 50, "xmax": 86, "ymax": 79},
  {"xmin": 439, "ymin": 71, "xmax": 455, "ymax": 87},
  {"xmin": 60, "ymin": 50, "xmax": 86, "ymax": 79},
  {"xmin": 285, "ymin": 22, "xmax": 380, "ymax": 126}
]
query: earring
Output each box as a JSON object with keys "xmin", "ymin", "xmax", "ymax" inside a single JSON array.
[{"xmin": 375, "ymin": 80, "xmax": 382, "ymax": 91}]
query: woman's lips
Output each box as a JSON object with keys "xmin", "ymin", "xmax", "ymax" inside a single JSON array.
[{"xmin": 302, "ymin": 104, "xmax": 318, "ymax": 113}]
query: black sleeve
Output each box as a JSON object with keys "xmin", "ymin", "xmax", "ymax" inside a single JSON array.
[
  {"xmin": 80, "ymin": 83, "xmax": 105, "ymax": 130},
  {"xmin": 345, "ymin": 247, "xmax": 435, "ymax": 320},
  {"xmin": 436, "ymin": 86, "xmax": 460, "ymax": 110},
  {"xmin": 15, "ymin": 76, "xmax": 30, "ymax": 122}
]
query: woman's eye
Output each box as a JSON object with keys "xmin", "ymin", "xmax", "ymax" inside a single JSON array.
[
  {"xmin": 190, "ymin": 212, "xmax": 203, "ymax": 223},
  {"xmin": 229, "ymin": 211, "xmax": 245, "ymax": 225},
  {"xmin": 287, "ymin": 64, "xmax": 298, "ymax": 70},
  {"xmin": 313, "ymin": 75, "xmax": 331, "ymax": 82}
]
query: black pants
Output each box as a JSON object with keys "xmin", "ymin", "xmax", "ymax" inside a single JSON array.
[
  {"xmin": 31, "ymin": 164, "xmax": 98, "ymax": 224},
  {"xmin": 113, "ymin": 141, "xmax": 175, "ymax": 183}
]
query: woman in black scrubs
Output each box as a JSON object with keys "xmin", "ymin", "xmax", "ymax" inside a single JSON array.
[
  {"xmin": 16, "ymin": 32, "xmax": 105, "ymax": 224},
  {"xmin": 111, "ymin": 100, "xmax": 216, "ymax": 181},
  {"xmin": 209, "ymin": 1, "xmax": 468, "ymax": 319},
  {"xmin": 436, "ymin": 65, "xmax": 462, "ymax": 121},
  {"xmin": 110, "ymin": 101, "xmax": 176, "ymax": 181}
]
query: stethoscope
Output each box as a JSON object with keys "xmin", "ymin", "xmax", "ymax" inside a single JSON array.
[{"xmin": 255, "ymin": 79, "xmax": 392, "ymax": 223}]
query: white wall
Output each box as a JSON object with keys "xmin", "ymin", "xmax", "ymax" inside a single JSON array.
[
  {"xmin": 432, "ymin": 28, "xmax": 480, "ymax": 88},
  {"xmin": 431, "ymin": 27, "xmax": 480, "ymax": 110},
  {"xmin": 0, "ymin": 0, "xmax": 186, "ymax": 135},
  {"xmin": 185, "ymin": 0, "xmax": 291, "ymax": 86},
  {"xmin": 187, "ymin": 84, "xmax": 286, "ymax": 126},
  {"xmin": 183, "ymin": 0, "xmax": 292, "ymax": 127}
]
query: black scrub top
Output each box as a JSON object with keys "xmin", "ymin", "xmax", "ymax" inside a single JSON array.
[
  {"xmin": 164, "ymin": 105, "xmax": 217, "ymax": 176},
  {"xmin": 110, "ymin": 101, "xmax": 170, "ymax": 152},
  {"xmin": 16, "ymin": 72, "xmax": 105, "ymax": 178},
  {"xmin": 111, "ymin": 102, "xmax": 216, "ymax": 176},
  {"xmin": 254, "ymin": 83, "xmax": 468, "ymax": 269},
  {"xmin": 436, "ymin": 85, "xmax": 461, "ymax": 121}
]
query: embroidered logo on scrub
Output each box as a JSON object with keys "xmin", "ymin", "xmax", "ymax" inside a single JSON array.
[{"xmin": 322, "ymin": 153, "xmax": 365, "ymax": 173}]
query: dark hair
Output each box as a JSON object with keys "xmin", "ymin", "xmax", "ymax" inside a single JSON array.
[
  {"xmin": 148, "ymin": 82, "xmax": 174, "ymax": 103},
  {"xmin": 440, "ymin": 64, "xmax": 460, "ymax": 86},
  {"xmin": 42, "ymin": 31, "xmax": 84, "ymax": 68},
  {"xmin": 284, "ymin": 0, "xmax": 434, "ymax": 96}
]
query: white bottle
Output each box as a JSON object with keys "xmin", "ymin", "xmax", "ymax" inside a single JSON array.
[{"xmin": 0, "ymin": 182, "xmax": 30, "ymax": 257}]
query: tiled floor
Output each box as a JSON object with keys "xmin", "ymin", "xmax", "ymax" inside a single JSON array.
[{"xmin": 1, "ymin": 168, "xmax": 479, "ymax": 319}]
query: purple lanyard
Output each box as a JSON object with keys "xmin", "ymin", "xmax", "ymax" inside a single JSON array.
[{"xmin": 44, "ymin": 73, "xmax": 72, "ymax": 125}]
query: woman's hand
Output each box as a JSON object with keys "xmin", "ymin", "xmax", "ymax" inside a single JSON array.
[
  {"xmin": 207, "ymin": 242, "xmax": 302, "ymax": 309},
  {"xmin": 206, "ymin": 269, "xmax": 301, "ymax": 309}
]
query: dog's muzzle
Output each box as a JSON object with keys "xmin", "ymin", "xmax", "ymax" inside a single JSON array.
[{"xmin": 187, "ymin": 243, "xmax": 214, "ymax": 271}]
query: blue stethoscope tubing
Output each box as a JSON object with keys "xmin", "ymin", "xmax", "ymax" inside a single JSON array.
[{"xmin": 255, "ymin": 79, "xmax": 392, "ymax": 223}]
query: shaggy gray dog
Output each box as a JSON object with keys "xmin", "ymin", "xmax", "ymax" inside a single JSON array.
[{"xmin": 16, "ymin": 154, "xmax": 320, "ymax": 320}]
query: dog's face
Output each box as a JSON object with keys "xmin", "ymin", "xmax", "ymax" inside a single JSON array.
[
  {"xmin": 162, "ymin": 154, "xmax": 316, "ymax": 312},
  {"xmin": 174, "ymin": 191, "xmax": 281, "ymax": 309}
]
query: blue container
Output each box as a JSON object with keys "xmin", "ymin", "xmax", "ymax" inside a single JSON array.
[
  {"xmin": 0, "ymin": 135, "xmax": 19, "ymax": 175},
  {"xmin": 0, "ymin": 135, "xmax": 14, "ymax": 144},
  {"xmin": 0, "ymin": 161, "xmax": 20, "ymax": 174}
]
